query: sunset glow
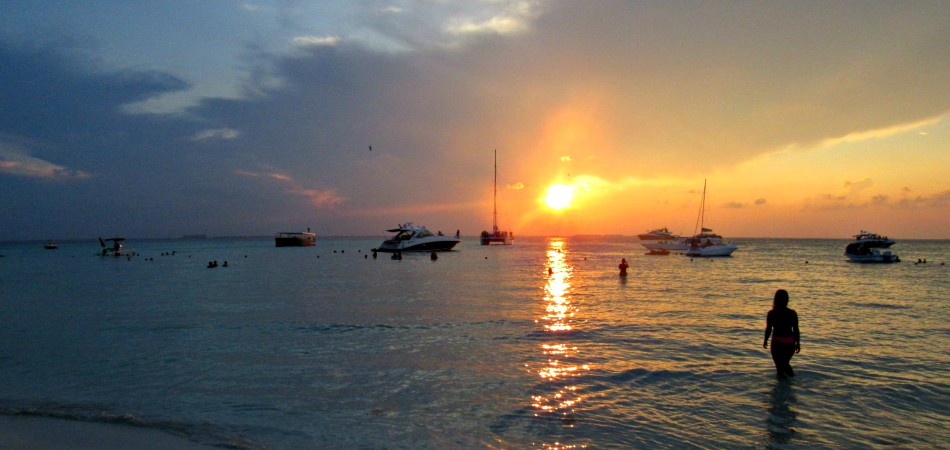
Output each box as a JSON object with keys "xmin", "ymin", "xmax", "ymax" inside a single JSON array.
[
  {"xmin": 544, "ymin": 184, "xmax": 575, "ymax": 211},
  {"xmin": 0, "ymin": 2, "xmax": 947, "ymax": 239}
]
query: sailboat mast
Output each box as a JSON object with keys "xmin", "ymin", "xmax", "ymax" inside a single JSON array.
[
  {"xmin": 492, "ymin": 149, "xmax": 498, "ymax": 232},
  {"xmin": 694, "ymin": 179, "xmax": 706, "ymax": 235}
]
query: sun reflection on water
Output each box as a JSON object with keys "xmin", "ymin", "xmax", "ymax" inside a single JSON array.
[{"xmin": 530, "ymin": 239, "xmax": 590, "ymax": 447}]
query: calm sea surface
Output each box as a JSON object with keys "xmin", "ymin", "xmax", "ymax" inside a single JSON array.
[{"xmin": 0, "ymin": 236, "xmax": 947, "ymax": 449}]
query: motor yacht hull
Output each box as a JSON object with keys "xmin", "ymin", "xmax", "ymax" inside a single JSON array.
[
  {"xmin": 846, "ymin": 249, "xmax": 899, "ymax": 263},
  {"xmin": 641, "ymin": 240, "xmax": 689, "ymax": 252},
  {"xmin": 376, "ymin": 237, "xmax": 460, "ymax": 252}
]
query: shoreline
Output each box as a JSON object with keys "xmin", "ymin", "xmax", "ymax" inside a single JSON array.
[{"xmin": 0, "ymin": 415, "xmax": 216, "ymax": 450}]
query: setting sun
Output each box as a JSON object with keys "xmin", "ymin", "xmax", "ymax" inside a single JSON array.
[{"xmin": 544, "ymin": 184, "xmax": 575, "ymax": 210}]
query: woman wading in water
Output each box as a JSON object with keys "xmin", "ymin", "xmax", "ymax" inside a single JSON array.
[{"xmin": 763, "ymin": 289, "xmax": 800, "ymax": 378}]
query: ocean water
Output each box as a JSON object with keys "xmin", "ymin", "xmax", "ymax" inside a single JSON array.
[{"xmin": 0, "ymin": 236, "xmax": 947, "ymax": 449}]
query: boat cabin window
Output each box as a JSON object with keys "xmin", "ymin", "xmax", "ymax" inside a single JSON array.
[{"xmin": 415, "ymin": 229, "xmax": 434, "ymax": 238}]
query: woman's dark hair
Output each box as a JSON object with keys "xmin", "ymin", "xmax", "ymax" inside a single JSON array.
[{"xmin": 773, "ymin": 289, "xmax": 789, "ymax": 309}]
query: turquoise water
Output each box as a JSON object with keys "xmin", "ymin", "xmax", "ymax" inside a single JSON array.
[{"xmin": 0, "ymin": 237, "xmax": 947, "ymax": 448}]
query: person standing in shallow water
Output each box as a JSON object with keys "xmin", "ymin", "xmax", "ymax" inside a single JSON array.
[{"xmin": 763, "ymin": 289, "xmax": 800, "ymax": 378}]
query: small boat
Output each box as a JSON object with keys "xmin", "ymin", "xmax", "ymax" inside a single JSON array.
[
  {"xmin": 845, "ymin": 231, "xmax": 899, "ymax": 263},
  {"xmin": 275, "ymin": 229, "xmax": 316, "ymax": 247},
  {"xmin": 481, "ymin": 150, "xmax": 514, "ymax": 245},
  {"xmin": 99, "ymin": 237, "xmax": 135, "ymax": 257},
  {"xmin": 44, "ymin": 241, "xmax": 59, "ymax": 249},
  {"xmin": 374, "ymin": 223, "xmax": 461, "ymax": 252},
  {"xmin": 685, "ymin": 230, "xmax": 737, "ymax": 257},
  {"xmin": 684, "ymin": 180, "xmax": 737, "ymax": 257},
  {"xmin": 638, "ymin": 227, "xmax": 677, "ymax": 241}
]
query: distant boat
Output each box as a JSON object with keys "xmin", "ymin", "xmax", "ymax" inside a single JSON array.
[
  {"xmin": 275, "ymin": 229, "xmax": 316, "ymax": 247},
  {"xmin": 480, "ymin": 150, "xmax": 514, "ymax": 245},
  {"xmin": 44, "ymin": 241, "xmax": 58, "ymax": 250},
  {"xmin": 638, "ymin": 227, "xmax": 677, "ymax": 241},
  {"xmin": 375, "ymin": 223, "xmax": 461, "ymax": 252},
  {"xmin": 684, "ymin": 180, "xmax": 737, "ymax": 257},
  {"xmin": 845, "ymin": 231, "xmax": 899, "ymax": 263},
  {"xmin": 98, "ymin": 237, "xmax": 135, "ymax": 257}
]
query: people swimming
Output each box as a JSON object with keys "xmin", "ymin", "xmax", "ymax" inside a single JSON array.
[
  {"xmin": 763, "ymin": 289, "xmax": 800, "ymax": 379},
  {"xmin": 618, "ymin": 258, "xmax": 629, "ymax": 277}
]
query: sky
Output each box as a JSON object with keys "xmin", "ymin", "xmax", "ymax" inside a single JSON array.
[{"xmin": 1, "ymin": 0, "xmax": 948, "ymax": 240}]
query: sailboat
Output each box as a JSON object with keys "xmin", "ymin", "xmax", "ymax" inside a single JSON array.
[
  {"xmin": 684, "ymin": 180, "xmax": 737, "ymax": 257},
  {"xmin": 480, "ymin": 150, "xmax": 514, "ymax": 245}
]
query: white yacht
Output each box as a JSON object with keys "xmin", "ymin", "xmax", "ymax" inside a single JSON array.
[
  {"xmin": 375, "ymin": 223, "xmax": 461, "ymax": 252},
  {"xmin": 845, "ymin": 231, "xmax": 899, "ymax": 263},
  {"xmin": 638, "ymin": 227, "xmax": 677, "ymax": 241}
]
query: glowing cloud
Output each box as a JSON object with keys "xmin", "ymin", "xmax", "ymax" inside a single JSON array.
[
  {"xmin": 292, "ymin": 35, "xmax": 342, "ymax": 47},
  {"xmin": 191, "ymin": 128, "xmax": 240, "ymax": 142},
  {"xmin": 820, "ymin": 115, "xmax": 945, "ymax": 147},
  {"xmin": 444, "ymin": 2, "xmax": 541, "ymax": 37},
  {"xmin": 0, "ymin": 144, "xmax": 92, "ymax": 180},
  {"xmin": 236, "ymin": 169, "xmax": 344, "ymax": 207}
]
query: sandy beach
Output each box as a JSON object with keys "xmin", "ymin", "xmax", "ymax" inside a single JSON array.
[{"xmin": 0, "ymin": 416, "xmax": 215, "ymax": 450}]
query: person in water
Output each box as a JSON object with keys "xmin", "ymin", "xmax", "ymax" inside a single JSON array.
[
  {"xmin": 763, "ymin": 289, "xmax": 800, "ymax": 378},
  {"xmin": 618, "ymin": 258, "xmax": 629, "ymax": 276}
]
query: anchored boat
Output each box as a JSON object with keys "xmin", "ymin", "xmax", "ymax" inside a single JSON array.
[
  {"xmin": 275, "ymin": 229, "xmax": 316, "ymax": 247},
  {"xmin": 480, "ymin": 150, "xmax": 513, "ymax": 245},
  {"xmin": 375, "ymin": 223, "xmax": 461, "ymax": 252},
  {"xmin": 845, "ymin": 231, "xmax": 899, "ymax": 263},
  {"xmin": 684, "ymin": 180, "xmax": 737, "ymax": 257}
]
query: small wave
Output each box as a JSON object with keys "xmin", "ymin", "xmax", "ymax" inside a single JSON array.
[
  {"xmin": 0, "ymin": 404, "xmax": 265, "ymax": 449},
  {"xmin": 736, "ymin": 278, "xmax": 788, "ymax": 284},
  {"xmin": 605, "ymin": 367, "xmax": 698, "ymax": 384},
  {"xmin": 850, "ymin": 302, "xmax": 910, "ymax": 310},
  {"xmin": 292, "ymin": 319, "xmax": 523, "ymax": 334}
]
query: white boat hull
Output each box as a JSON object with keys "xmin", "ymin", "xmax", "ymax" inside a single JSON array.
[
  {"xmin": 846, "ymin": 249, "xmax": 899, "ymax": 263},
  {"xmin": 376, "ymin": 236, "xmax": 461, "ymax": 252},
  {"xmin": 641, "ymin": 240, "xmax": 689, "ymax": 252},
  {"xmin": 686, "ymin": 244, "xmax": 737, "ymax": 257}
]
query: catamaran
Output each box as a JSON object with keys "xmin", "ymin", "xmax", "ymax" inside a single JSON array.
[
  {"xmin": 684, "ymin": 180, "xmax": 737, "ymax": 257},
  {"xmin": 480, "ymin": 149, "xmax": 514, "ymax": 245}
]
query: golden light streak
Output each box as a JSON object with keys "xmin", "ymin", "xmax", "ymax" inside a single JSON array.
[{"xmin": 529, "ymin": 238, "xmax": 591, "ymax": 441}]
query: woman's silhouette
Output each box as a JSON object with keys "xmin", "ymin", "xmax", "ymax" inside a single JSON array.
[{"xmin": 763, "ymin": 289, "xmax": 800, "ymax": 378}]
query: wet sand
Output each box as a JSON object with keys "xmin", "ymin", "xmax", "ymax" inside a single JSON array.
[{"xmin": 0, "ymin": 416, "xmax": 214, "ymax": 450}]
